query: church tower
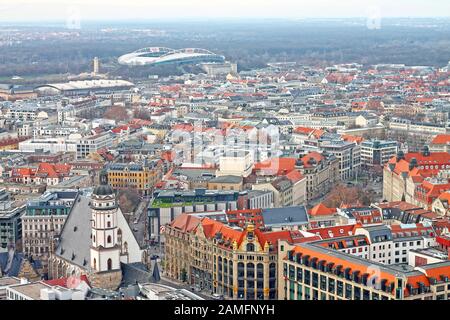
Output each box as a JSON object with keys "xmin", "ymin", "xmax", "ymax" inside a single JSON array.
[{"xmin": 89, "ymin": 170, "xmax": 122, "ymax": 290}]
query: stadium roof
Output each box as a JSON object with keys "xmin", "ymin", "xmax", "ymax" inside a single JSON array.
[
  {"xmin": 118, "ymin": 47, "xmax": 225, "ymax": 66},
  {"xmin": 35, "ymin": 80, "xmax": 135, "ymax": 92}
]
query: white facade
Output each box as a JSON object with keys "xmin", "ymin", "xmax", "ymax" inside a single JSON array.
[
  {"xmin": 90, "ymin": 193, "xmax": 121, "ymax": 272},
  {"xmin": 18, "ymin": 138, "xmax": 77, "ymax": 154},
  {"xmin": 216, "ymin": 151, "xmax": 254, "ymax": 178}
]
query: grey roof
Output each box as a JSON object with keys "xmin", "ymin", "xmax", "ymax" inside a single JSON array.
[
  {"xmin": 272, "ymin": 177, "xmax": 292, "ymax": 191},
  {"xmin": 262, "ymin": 206, "xmax": 309, "ymax": 227},
  {"xmin": 364, "ymin": 225, "xmax": 393, "ymax": 243},
  {"xmin": 121, "ymin": 262, "xmax": 159, "ymax": 287},
  {"xmin": 0, "ymin": 250, "xmax": 41, "ymax": 277},
  {"xmin": 55, "ymin": 196, "xmax": 92, "ymax": 269},
  {"xmin": 172, "ymin": 168, "xmax": 216, "ymax": 181},
  {"xmin": 246, "ymin": 189, "xmax": 273, "ymax": 198},
  {"xmin": 92, "ymin": 184, "xmax": 114, "ymax": 196},
  {"xmin": 300, "ymin": 242, "xmax": 424, "ymax": 278},
  {"xmin": 209, "ymin": 175, "xmax": 243, "ymax": 184}
]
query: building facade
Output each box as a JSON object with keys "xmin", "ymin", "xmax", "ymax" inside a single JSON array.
[
  {"xmin": 279, "ymin": 240, "xmax": 450, "ymax": 300},
  {"xmin": 107, "ymin": 161, "xmax": 163, "ymax": 196}
]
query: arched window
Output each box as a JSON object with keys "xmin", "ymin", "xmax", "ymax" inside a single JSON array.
[
  {"xmin": 107, "ymin": 258, "xmax": 112, "ymax": 271},
  {"xmin": 93, "ymin": 235, "xmax": 96, "ymax": 243},
  {"xmin": 123, "ymin": 241, "xmax": 128, "ymax": 254},
  {"xmin": 107, "ymin": 235, "xmax": 112, "ymax": 244},
  {"xmin": 93, "ymin": 258, "xmax": 97, "ymax": 270},
  {"xmin": 107, "ymin": 221, "xmax": 111, "ymax": 228},
  {"xmin": 246, "ymin": 243, "xmax": 255, "ymax": 252}
]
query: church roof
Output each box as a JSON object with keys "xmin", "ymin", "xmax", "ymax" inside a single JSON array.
[
  {"xmin": 0, "ymin": 250, "xmax": 41, "ymax": 277},
  {"xmin": 121, "ymin": 261, "xmax": 160, "ymax": 287},
  {"xmin": 55, "ymin": 196, "xmax": 92, "ymax": 269}
]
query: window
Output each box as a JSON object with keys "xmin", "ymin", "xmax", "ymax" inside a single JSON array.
[
  {"xmin": 336, "ymin": 281, "xmax": 343, "ymax": 297},
  {"xmin": 296, "ymin": 267, "xmax": 303, "ymax": 282},
  {"xmin": 107, "ymin": 258, "xmax": 112, "ymax": 271},
  {"xmin": 304, "ymin": 270, "xmax": 311, "ymax": 285},
  {"xmin": 246, "ymin": 243, "xmax": 255, "ymax": 252},
  {"xmin": 354, "ymin": 287, "xmax": 361, "ymax": 300},
  {"xmin": 345, "ymin": 284, "xmax": 352, "ymax": 299},
  {"xmin": 107, "ymin": 235, "xmax": 112, "ymax": 244}
]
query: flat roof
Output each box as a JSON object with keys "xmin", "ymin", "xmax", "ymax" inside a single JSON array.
[
  {"xmin": 38, "ymin": 80, "xmax": 135, "ymax": 91},
  {"xmin": 9, "ymin": 282, "xmax": 51, "ymax": 300}
]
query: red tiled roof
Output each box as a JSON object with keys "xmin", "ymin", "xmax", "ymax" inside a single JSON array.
[
  {"xmin": 431, "ymin": 134, "xmax": 450, "ymax": 145},
  {"xmin": 309, "ymin": 203, "xmax": 337, "ymax": 216},
  {"xmin": 254, "ymin": 158, "xmax": 297, "ymax": 176},
  {"xmin": 44, "ymin": 275, "xmax": 90, "ymax": 288},
  {"xmin": 170, "ymin": 214, "xmax": 202, "ymax": 233},
  {"xmin": 285, "ymin": 170, "xmax": 304, "ymax": 183}
]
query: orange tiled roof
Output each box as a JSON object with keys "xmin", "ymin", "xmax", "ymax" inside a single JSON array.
[
  {"xmin": 254, "ymin": 158, "xmax": 297, "ymax": 176},
  {"xmin": 309, "ymin": 203, "xmax": 337, "ymax": 216},
  {"xmin": 431, "ymin": 134, "xmax": 450, "ymax": 145}
]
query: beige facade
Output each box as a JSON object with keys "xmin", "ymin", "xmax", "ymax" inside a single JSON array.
[
  {"xmin": 279, "ymin": 240, "xmax": 450, "ymax": 300},
  {"xmin": 164, "ymin": 218, "xmax": 279, "ymax": 300},
  {"xmin": 252, "ymin": 180, "xmax": 293, "ymax": 208},
  {"xmin": 297, "ymin": 157, "xmax": 340, "ymax": 201}
]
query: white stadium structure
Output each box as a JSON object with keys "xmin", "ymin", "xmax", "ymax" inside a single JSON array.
[{"xmin": 118, "ymin": 47, "xmax": 225, "ymax": 66}]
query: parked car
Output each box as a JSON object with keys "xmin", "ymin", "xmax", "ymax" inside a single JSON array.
[{"xmin": 212, "ymin": 293, "xmax": 223, "ymax": 300}]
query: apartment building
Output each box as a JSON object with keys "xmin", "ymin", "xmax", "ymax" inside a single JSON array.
[
  {"xmin": 252, "ymin": 176, "xmax": 294, "ymax": 207},
  {"xmin": 0, "ymin": 190, "xmax": 25, "ymax": 251},
  {"xmin": 279, "ymin": 240, "xmax": 450, "ymax": 300},
  {"xmin": 164, "ymin": 214, "xmax": 318, "ymax": 300},
  {"xmin": 295, "ymin": 152, "xmax": 340, "ymax": 201},
  {"xmin": 76, "ymin": 132, "xmax": 114, "ymax": 159},
  {"xmin": 148, "ymin": 189, "xmax": 243, "ymax": 242},
  {"xmin": 383, "ymin": 147, "xmax": 450, "ymax": 203},
  {"xmin": 22, "ymin": 190, "xmax": 78, "ymax": 259},
  {"xmin": 320, "ymin": 140, "xmax": 361, "ymax": 181},
  {"xmin": 107, "ymin": 160, "xmax": 163, "ymax": 196}
]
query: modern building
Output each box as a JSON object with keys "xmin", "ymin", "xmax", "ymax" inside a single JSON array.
[
  {"xmin": 118, "ymin": 47, "xmax": 225, "ymax": 66},
  {"xmin": 0, "ymin": 189, "xmax": 25, "ymax": 251},
  {"xmin": 76, "ymin": 132, "xmax": 114, "ymax": 159},
  {"xmin": 19, "ymin": 137, "xmax": 78, "ymax": 154},
  {"xmin": 216, "ymin": 151, "xmax": 254, "ymax": 178},
  {"xmin": 35, "ymin": 80, "xmax": 135, "ymax": 97},
  {"xmin": 360, "ymin": 140, "xmax": 398, "ymax": 169},
  {"xmin": 320, "ymin": 140, "xmax": 361, "ymax": 180},
  {"xmin": 148, "ymin": 188, "xmax": 243, "ymax": 242}
]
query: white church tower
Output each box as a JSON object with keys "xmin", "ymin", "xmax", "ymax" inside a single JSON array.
[{"xmin": 89, "ymin": 171, "xmax": 122, "ymax": 289}]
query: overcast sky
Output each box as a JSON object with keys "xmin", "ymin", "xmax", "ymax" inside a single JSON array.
[{"xmin": 0, "ymin": 0, "xmax": 449, "ymax": 22}]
